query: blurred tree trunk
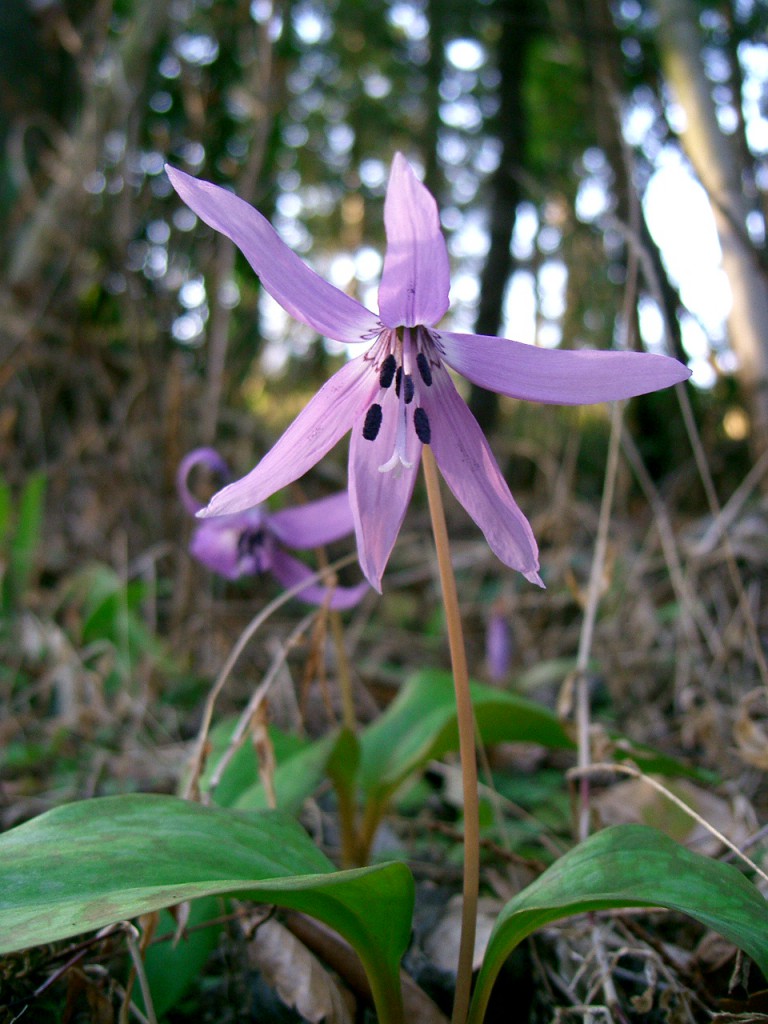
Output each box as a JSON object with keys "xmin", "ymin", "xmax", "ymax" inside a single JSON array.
[
  {"xmin": 652, "ymin": 0, "xmax": 768, "ymax": 444},
  {"xmin": 580, "ymin": 0, "xmax": 686, "ymax": 362},
  {"xmin": 720, "ymin": 3, "xmax": 768, "ymax": 273},
  {"xmin": 469, "ymin": 0, "xmax": 535, "ymax": 433},
  {"xmin": 424, "ymin": 0, "xmax": 446, "ymax": 199},
  {"xmin": 200, "ymin": 13, "xmax": 282, "ymax": 445},
  {"xmin": 8, "ymin": 0, "xmax": 168, "ymax": 293}
]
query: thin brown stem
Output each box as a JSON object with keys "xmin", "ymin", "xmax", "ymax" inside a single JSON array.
[
  {"xmin": 356, "ymin": 796, "xmax": 387, "ymax": 866},
  {"xmin": 182, "ymin": 553, "xmax": 358, "ymax": 801},
  {"xmin": 575, "ymin": 400, "xmax": 623, "ymax": 842},
  {"xmin": 205, "ymin": 610, "xmax": 317, "ymax": 803},
  {"xmin": 422, "ymin": 446, "xmax": 478, "ymax": 1024},
  {"xmin": 337, "ymin": 779, "xmax": 361, "ymax": 868},
  {"xmin": 311, "ymin": 540, "xmax": 356, "ymax": 733},
  {"xmin": 331, "ymin": 609, "xmax": 357, "ymax": 733}
]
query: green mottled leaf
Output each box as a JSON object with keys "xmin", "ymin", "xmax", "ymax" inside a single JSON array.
[
  {"xmin": 469, "ymin": 824, "xmax": 768, "ymax": 1023},
  {"xmin": 359, "ymin": 670, "xmax": 705, "ymax": 808},
  {"xmin": 358, "ymin": 669, "xmax": 573, "ymax": 804},
  {"xmin": 0, "ymin": 794, "xmax": 413, "ymax": 1024}
]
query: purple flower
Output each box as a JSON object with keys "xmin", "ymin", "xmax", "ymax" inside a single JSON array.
[
  {"xmin": 486, "ymin": 610, "xmax": 513, "ymax": 683},
  {"xmin": 177, "ymin": 448, "xmax": 368, "ymax": 610},
  {"xmin": 166, "ymin": 155, "xmax": 690, "ymax": 592}
]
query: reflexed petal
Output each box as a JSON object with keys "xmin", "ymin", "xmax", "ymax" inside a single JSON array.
[
  {"xmin": 201, "ymin": 359, "xmax": 377, "ymax": 517},
  {"xmin": 269, "ymin": 491, "xmax": 356, "ymax": 550},
  {"xmin": 378, "ymin": 153, "xmax": 450, "ymax": 329},
  {"xmin": 438, "ymin": 331, "xmax": 691, "ymax": 404},
  {"xmin": 270, "ymin": 549, "xmax": 369, "ymax": 610},
  {"xmin": 348, "ymin": 394, "xmax": 421, "ymax": 592},
  {"xmin": 177, "ymin": 447, "xmax": 230, "ymax": 514},
  {"xmin": 166, "ymin": 166, "xmax": 380, "ymax": 344},
  {"xmin": 423, "ymin": 371, "xmax": 543, "ymax": 586}
]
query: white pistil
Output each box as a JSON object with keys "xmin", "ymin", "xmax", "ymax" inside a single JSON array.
[
  {"xmin": 378, "ymin": 394, "xmax": 413, "ymax": 473},
  {"xmin": 378, "ymin": 328, "xmax": 416, "ymax": 474}
]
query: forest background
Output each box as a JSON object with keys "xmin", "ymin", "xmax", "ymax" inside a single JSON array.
[{"xmin": 2, "ymin": 0, "xmax": 768, "ymax": 1020}]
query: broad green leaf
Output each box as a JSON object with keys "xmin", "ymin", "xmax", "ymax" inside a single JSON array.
[
  {"xmin": 198, "ymin": 719, "xmax": 341, "ymax": 813},
  {"xmin": 468, "ymin": 824, "xmax": 768, "ymax": 1024},
  {"xmin": 235, "ymin": 731, "xmax": 341, "ymax": 812},
  {"xmin": 358, "ymin": 669, "xmax": 573, "ymax": 804},
  {"xmin": 196, "ymin": 717, "xmax": 265, "ymax": 807},
  {"xmin": 141, "ymin": 896, "xmax": 223, "ymax": 1016},
  {"xmin": 359, "ymin": 670, "xmax": 706, "ymax": 807},
  {"xmin": 0, "ymin": 794, "xmax": 413, "ymax": 1024}
]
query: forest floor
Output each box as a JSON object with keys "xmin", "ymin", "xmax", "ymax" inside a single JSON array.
[{"xmin": 2, "ymin": 392, "xmax": 768, "ymax": 1024}]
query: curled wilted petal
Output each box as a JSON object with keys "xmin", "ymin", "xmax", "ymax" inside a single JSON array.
[
  {"xmin": 177, "ymin": 448, "xmax": 366, "ymax": 608},
  {"xmin": 177, "ymin": 447, "xmax": 230, "ymax": 515}
]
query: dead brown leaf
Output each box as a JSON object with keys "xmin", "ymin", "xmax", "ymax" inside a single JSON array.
[
  {"xmin": 734, "ymin": 691, "xmax": 768, "ymax": 770},
  {"xmin": 593, "ymin": 778, "xmax": 753, "ymax": 855},
  {"xmin": 422, "ymin": 895, "xmax": 500, "ymax": 974},
  {"xmin": 246, "ymin": 916, "xmax": 355, "ymax": 1024}
]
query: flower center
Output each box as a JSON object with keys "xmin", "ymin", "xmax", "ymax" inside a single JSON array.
[
  {"xmin": 361, "ymin": 327, "xmax": 437, "ymax": 474},
  {"xmin": 237, "ymin": 527, "xmax": 272, "ymax": 574}
]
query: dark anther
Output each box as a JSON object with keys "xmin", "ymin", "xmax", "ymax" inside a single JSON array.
[
  {"xmin": 403, "ymin": 374, "xmax": 414, "ymax": 404},
  {"xmin": 379, "ymin": 354, "xmax": 396, "ymax": 388},
  {"xmin": 414, "ymin": 407, "xmax": 431, "ymax": 444},
  {"xmin": 416, "ymin": 352, "xmax": 432, "ymax": 386},
  {"xmin": 362, "ymin": 403, "xmax": 383, "ymax": 441},
  {"xmin": 238, "ymin": 529, "xmax": 265, "ymax": 558},
  {"xmin": 395, "ymin": 365, "xmax": 402, "ymax": 397}
]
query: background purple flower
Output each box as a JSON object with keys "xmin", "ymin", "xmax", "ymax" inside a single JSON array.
[
  {"xmin": 178, "ymin": 448, "xmax": 367, "ymax": 610},
  {"xmin": 486, "ymin": 610, "xmax": 513, "ymax": 683}
]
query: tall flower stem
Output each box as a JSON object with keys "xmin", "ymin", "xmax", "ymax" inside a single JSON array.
[
  {"xmin": 312, "ymin": 537, "xmax": 358, "ymax": 734},
  {"xmin": 422, "ymin": 446, "xmax": 479, "ymax": 1024},
  {"xmin": 330, "ymin": 609, "xmax": 356, "ymax": 734},
  {"xmin": 330, "ymin": 606, "xmax": 361, "ymax": 867}
]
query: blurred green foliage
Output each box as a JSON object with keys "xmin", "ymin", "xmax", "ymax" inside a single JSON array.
[{"xmin": 0, "ymin": 473, "xmax": 45, "ymax": 617}]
